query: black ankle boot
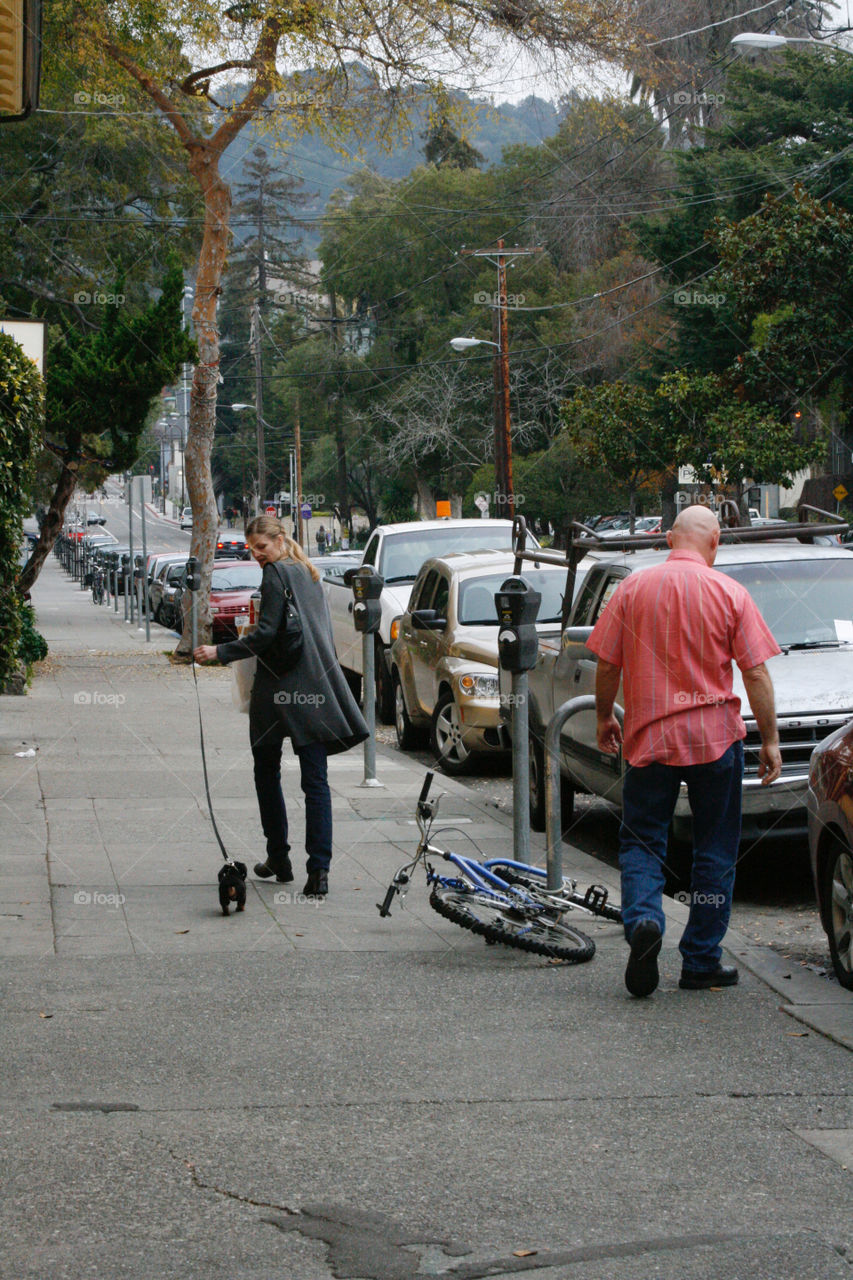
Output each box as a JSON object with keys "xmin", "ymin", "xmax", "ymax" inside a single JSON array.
[{"xmin": 302, "ymin": 868, "xmax": 329, "ymax": 898}]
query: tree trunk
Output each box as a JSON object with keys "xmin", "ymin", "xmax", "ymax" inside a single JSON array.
[
  {"xmin": 176, "ymin": 148, "xmax": 231, "ymax": 654},
  {"xmin": 660, "ymin": 469, "xmax": 679, "ymax": 532},
  {"xmin": 18, "ymin": 459, "xmax": 79, "ymax": 595}
]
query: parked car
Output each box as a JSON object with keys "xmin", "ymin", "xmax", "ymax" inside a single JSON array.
[
  {"xmin": 215, "ymin": 532, "xmax": 249, "ymax": 559},
  {"xmin": 86, "ymin": 509, "xmax": 107, "ymax": 526},
  {"xmin": 150, "ymin": 559, "xmax": 188, "ymax": 623},
  {"xmin": 509, "ymin": 541, "xmax": 853, "ymax": 840},
  {"xmin": 172, "ymin": 559, "xmax": 263, "ymax": 640},
  {"xmin": 807, "ymin": 723, "xmax": 853, "ymax": 988},
  {"xmin": 325, "ymin": 519, "xmax": 539, "ymax": 720},
  {"xmin": 391, "ymin": 550, "xmax": 581, "ymax": 775},
  {"xmin": 144, "ymin": 553, "xmax": 185, "ymax": 612},
  {"xmin": 310, "ymin": 551, "xmax": 362, "ymax": 584},
  {"xmin": 180, "ymin": 506, "xmax": 193, "ymax": 530}
]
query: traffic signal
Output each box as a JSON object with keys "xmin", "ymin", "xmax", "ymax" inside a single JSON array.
[{"xmin": 0, "ymin": 0, "xmax": 41, "ymax": 122}]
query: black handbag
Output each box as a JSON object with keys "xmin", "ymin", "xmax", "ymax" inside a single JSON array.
[{"xmin": 272, "ymin": 564, "xmax": 303, "ymax": 674}]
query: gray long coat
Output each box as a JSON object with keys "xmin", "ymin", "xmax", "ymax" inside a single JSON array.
[{"xmin": 216, "ymin": 558, "xmax": 369, "ymax": 755}]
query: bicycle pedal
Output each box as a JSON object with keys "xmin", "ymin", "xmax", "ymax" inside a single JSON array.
[{"xmin": 584, "ymin": 885, "xmax": 609, "ymax": 912}]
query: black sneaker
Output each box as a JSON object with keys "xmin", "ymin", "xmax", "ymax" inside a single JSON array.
[
  {"xmin": 302, "ymin": 869, "xmax": 329, "ymax": 898},
  {"xmin": 679, "ymin": 964, "xmax": 738, "ymax": 990},
  {"xmin": 625, "ymin": 920, "xmax": 662, "ymax": 998},
  {"xmin": 254, "ymin": 857, "xmax": 294, "ymax": 884}
]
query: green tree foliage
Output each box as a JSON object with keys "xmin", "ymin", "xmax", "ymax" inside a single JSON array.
[
  {"xmin": 19, "ymin": 264, "xmax": 196, "ymax": 592},
  {"xmin": 0, "ymin": 334, "xmax": 44, "ymax": 688},
  {"xmin": 422, "ymin": 116, "xmax": 483, "ymax": 169}
]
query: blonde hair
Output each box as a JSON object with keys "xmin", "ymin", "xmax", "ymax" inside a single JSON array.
[{"xmin": 245, "ymin": 515, "xmax": 321, "ymax": 583}]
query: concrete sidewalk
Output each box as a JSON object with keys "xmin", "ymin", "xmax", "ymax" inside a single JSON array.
[{"xmin": 2, "ymin": 550, "xmax": 853, "ymax": 1279}]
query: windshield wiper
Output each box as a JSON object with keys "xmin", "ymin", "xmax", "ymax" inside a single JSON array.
[{"xmin": 384, "ymin": 575, "xmax": 418, "ymax": 584}]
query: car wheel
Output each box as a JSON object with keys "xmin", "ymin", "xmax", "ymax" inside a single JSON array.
[
  {"xmin": 394, "ymin": 674, "xmax": 426, "ymax": 750},
  {"xmin": 822, "ymin": 837, "xmax": 853, "ymax": 990},
  {"xmin": 529, "ymin": 731, "xmax": 575, "ymax": 833},
  {"xmin": 529, "ymin": 732, "xmax": 546, "ymax": 831},
  {"xmin": 431, "ymin": 688, "xmax": 474, "ymax": 776},
  {"xmin": 375, "ymin": 638, "xmax": 395, "ymax": 725}
]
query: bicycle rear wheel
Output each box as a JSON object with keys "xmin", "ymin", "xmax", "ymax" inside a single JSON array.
[
  {"xmin": 429, "ymin": 884, "xmax": 595, "ymax": 962},
  {"xmin": 487, "ymin": 864, "xmax": 623, "ymax": 924}
]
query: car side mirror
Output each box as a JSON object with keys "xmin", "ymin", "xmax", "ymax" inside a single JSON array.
[{"xmin": 412, "ymin": 609, "xmax": 447, "ymax": 632}]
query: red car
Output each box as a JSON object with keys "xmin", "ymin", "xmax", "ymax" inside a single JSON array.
[
  {"xmin": 807, "ymin": 722, "xmax": 853, "ymax": 989},
  {"xmin": 172, "ymin": 559, "xmax": 262, "ymax": 641}
]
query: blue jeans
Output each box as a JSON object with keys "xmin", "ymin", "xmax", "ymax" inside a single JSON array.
[
  {"xmin": 619, "ymin": 741, "xmax": 743, "ymax": 973},
  {"xmin": 252, "ymin": 739, "xmax": 333, "ymax": 873}
]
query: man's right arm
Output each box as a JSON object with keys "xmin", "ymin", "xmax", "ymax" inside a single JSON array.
[{"xmin": 741, "ymin": 662, "xmax": 782, "ymax": 785}]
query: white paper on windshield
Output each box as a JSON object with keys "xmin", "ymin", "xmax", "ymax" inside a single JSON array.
[{"xmin": 834, "ymin": 619, "xmax": 853, "ymax": 643}]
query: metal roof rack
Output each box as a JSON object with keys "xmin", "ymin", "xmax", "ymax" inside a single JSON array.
[{"xmin": 512, "ymin": 503, "xmax": 850, "ymax": 632}]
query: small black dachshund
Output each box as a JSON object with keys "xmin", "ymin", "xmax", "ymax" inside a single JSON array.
[{"xmin": 218, "ymin": 860, "xmax": 247, "ymax": 916}]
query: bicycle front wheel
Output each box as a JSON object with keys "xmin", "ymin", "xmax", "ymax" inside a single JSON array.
[{"xmin": 429, "ymin": 884, "xmax": 595, "ymax": 962}]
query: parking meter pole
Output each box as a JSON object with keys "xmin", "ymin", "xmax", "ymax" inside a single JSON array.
[
  {"xmin": 351, "ymin": 566, "xmax": 385, "ymax": 789},
  {"xmin": 360, "ymin": 633, "xmax": 382, "ymax": 787},
  {"xmin": 113, "ymin": 561, "xmax": 119, "ymax": 612},
  {"xmin": 495, "ymin": 576, "xmax": 540, "ymax": 868},
  {"xmin": 122, "ymin": 558, "xmax": 130, "ymax": 623},
  {"xmin": 186, "ymin": 557, "xmax": 199, "ymax": 654},
  {"xmin": 127, "ymin": 480, "xmax": 135, "ymax": 626},
  {"xmin": 544, "ymin": 696, "xmax": 623, "ymax": 890},
  {"xmin": 511, "ymin": 670, "xmax": 530, "ymax": 865},
  {"xmin": 140, "ymin": 497, "xmax": 150, "ymax": 640}
]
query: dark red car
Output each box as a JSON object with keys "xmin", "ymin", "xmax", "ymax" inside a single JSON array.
[
  {"xmin": 172, "ymin": 559, "xmax": 262, "ymax": 641},
  {"xmin": 807, "ymin": 723, "xmax": 853, "ymax": 989}
]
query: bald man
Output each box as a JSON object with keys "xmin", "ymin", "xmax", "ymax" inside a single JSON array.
[{"xmin": 588, "ymin": 506, "xmax": 782, "ymax": 997}]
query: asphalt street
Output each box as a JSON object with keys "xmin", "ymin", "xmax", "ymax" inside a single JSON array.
[{"xmin": 2, "ymin": 543, "xmax": 852, "ymax": 1280}]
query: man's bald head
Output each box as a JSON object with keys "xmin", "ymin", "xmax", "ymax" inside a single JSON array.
[{"xmin": 667, "ymin": 505, "xmax": 720, "ymax": 565}]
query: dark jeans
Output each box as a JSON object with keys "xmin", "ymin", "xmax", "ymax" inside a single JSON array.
[
  {"xmin": 619, "ymin": 741, "xmax": 743, "ymax": 973},
  {"xmin": 252, "ymin": 737, "xmax": 333, "ymax": 873}
]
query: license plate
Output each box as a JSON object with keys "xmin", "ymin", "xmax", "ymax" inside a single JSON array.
[{"xmin": 236, "ymin": 614, "xmax": 249, "ymax": 626}]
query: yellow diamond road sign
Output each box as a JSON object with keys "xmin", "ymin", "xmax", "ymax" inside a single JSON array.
[{"xmin": 833, "ymin": 484, "xmax": 848, "ymax": 502}]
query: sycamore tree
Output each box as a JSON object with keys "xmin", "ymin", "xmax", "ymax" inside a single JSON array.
[{"xmin": 52, "ymin": 0, "xmax": 653, "ymax": 649}]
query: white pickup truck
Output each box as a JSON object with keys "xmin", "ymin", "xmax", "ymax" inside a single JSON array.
[
  {"xmin": 506, "ymin": 541, "xmax": 853, "ymax": 843},
  {"xmin": 324, "ymin": 518, "xmax": 532, "ymax": 721}
]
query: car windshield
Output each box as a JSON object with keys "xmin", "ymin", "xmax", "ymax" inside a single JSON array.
[
  {"xmin": 719, "ymin": 558, "xmax": 853, "ymax": 647},
  {"xmin": 211, "ymin": 565, "xmax": 262, "ymax": 591},
  {"xmin": 458, "ymin": 568, "xmax": 571, "ymax": 625},
  {"xmin": 378, "ymin": 527, "xmax": 525, "ymax": 583}
]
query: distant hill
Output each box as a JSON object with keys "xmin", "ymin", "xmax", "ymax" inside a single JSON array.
[{"xmin": 223, "ymin": 86, "xmax": 565, "ymax": 250}]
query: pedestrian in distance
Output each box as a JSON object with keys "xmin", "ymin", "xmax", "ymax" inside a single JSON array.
[
  {"xmin": 588, "ymin": 505, "xmax": 782, "ymax": 997},
  {"xmin": 316, "ymin": 524, "xmax": 327, "ymax": 556},
  {"xmin": 194, "ymin": 514, "xmax": 368, "ymax": 897}
]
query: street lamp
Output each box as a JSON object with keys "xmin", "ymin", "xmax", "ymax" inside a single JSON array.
[
  {"xmin": 730, "ymin": 31, "xmax": 849, "ymax": 52},
  {"xmin": 450, "ymin": 334, "xmax": 513, "ymax": 518},
  {"xmin": 230, "ymin": 402, "xmax": 272, "ymax": 515}
]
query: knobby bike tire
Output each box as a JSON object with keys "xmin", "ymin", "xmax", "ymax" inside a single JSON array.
[
  {"xmin": 487, "ymin": 864, "xmax": 623, "ymax": 924},
  {"xmin": 429, "ymin": 884, "xmax": 595, "ymax": 962}
]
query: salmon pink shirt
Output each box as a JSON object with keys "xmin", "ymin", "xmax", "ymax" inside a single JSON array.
[{"xmin": 587, "ymin": 549, "xmax": 781, "ymax": 768}]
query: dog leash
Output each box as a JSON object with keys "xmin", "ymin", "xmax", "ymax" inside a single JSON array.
[{"xmin": 190, "ymin": 653, "xmax": 237, "ymax": 867}]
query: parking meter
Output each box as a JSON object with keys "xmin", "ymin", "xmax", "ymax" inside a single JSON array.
[
  {"xmin": 495, "ymin": 576, "xmax": 541, "ymax": 673},
  {"xmin": 351, "ymin": 566, "xmax": 383, "ymax": 634},
  {"xmin": 185, "ymin": 556, "xmax": 200, "ymax": 592},
  {"xmin": 121, "ymin": 554, "xmax": 131, "ymax": 622}
]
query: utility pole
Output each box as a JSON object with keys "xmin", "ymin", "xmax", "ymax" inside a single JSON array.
[
  {"xmin": 250, "ymin": 300, "xmax": 266, "ymax": 513},
  {"xmin": 461, "ymin": 240, "xmax": 542, "ymax": 518},
  {"xmin": 328, "ymin": 288, "xmax": 349, "ymax": 538}
]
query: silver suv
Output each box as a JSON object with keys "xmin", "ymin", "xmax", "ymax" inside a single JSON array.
[{"xmin": 548, "ymin": 543, "xmax": 853, "ymax": 841}]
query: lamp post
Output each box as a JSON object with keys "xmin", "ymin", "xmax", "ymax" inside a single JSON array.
[
  {"xmin": 231, "ymin": 402, "xmax": 273, "ymax": 516},
  {"xmin": 731, "ymin": 31, "xmax": 851, "ymax": 53},
  {"xmin": 449, "ymin": 335, "xmax": 514, "ymax": 518}
]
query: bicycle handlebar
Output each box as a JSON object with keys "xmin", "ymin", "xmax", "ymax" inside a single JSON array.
[{"xmin": 418, "ymin": 772, "xmax": 434, "ymax": 805}]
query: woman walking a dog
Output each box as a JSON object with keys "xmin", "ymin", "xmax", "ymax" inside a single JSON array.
[{"xmin": 194, "ymin": 515, "xmax": 368, "ymax": 897}]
